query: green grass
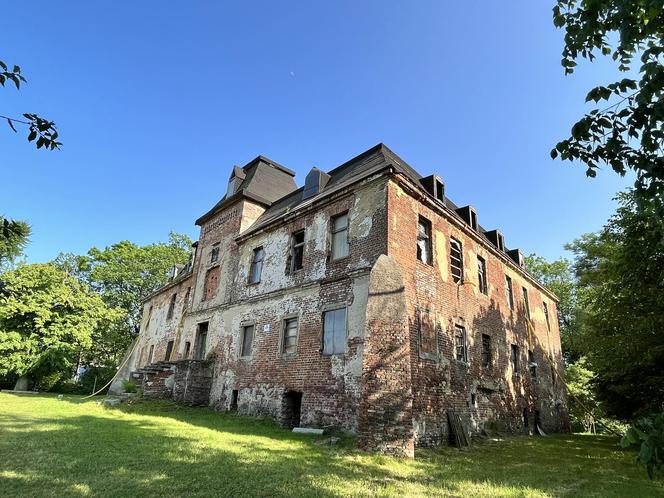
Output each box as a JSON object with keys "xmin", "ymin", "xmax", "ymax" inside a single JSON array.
[{"xmin": 0, "ymin": 393, "xmax": 661, "ymax": 497}]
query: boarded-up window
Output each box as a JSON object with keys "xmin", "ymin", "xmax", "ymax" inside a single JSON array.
[
  {"xmin": 203, "ymin": 266, "xmax": 220, "ymax": 301},
  {"xmin": 249, "ymin": 247, "xmax": 264, "ymax": 284},
  {"xmin": 481, "ymin": 334, "xmax": 492, "ymax": 368},
  {"xmin": 505, "ymin": 275, "xmax": 514, "ymax": 310},
  {"xmin": 282, "ymin": 318, "xmax": 298, "ymax": 354},
  {"xmin": 241, "ymin": 325, "xmax": 254, "ymax": 357},
  {"xmin": 323, "ymin": 308, "xmax": 346, "ymax": 355},
  {"xmin": 167, "ymin": 293, "xmax": 176, "ymax": 319},
  {"xmin": 330, "ymin": 213, "xmax": 349, "ymax": 260},
  {"xmin": 455, "ymin": 325, "xmax": 468, "ymax": 362},
  {"xmin": 477, "ymin": 256, "xmax": 487, "ymax": 295},
  {"xmin": 511, "ymin": 344, "xmax": 520, "ymax": 373},
  {"xmin": 450, "ymin": 238, "xmax": 464, "ymax": 283},
  {"xmin": 290, "ymin": 230, "xmax": 305, "ymax": 272},
  {"xmin": 419, "ymin": 309, "xmax": 437, "ymax": 356},
  {"xmin": 417, "ymin": 216, "xmax": 433, "ymax": 264}
]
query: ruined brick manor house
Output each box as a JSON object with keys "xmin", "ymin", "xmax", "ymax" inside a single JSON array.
[{"xmin": 113, "ymin": 144, "xmax": 568, "ymax": 456}]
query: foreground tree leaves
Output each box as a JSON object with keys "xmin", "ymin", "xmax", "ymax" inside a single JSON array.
[{"xmin": 551, "ymin": 1, "xmax": 664, "ymax": 199}]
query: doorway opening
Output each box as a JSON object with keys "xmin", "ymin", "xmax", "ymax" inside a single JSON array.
[
  {"xmin": 282, "ymin": 391, "xmax": 302, "ymax": 428},
  {"xmin": 230, "ymin": 390, "xmax": 239, "ymax": 412}
]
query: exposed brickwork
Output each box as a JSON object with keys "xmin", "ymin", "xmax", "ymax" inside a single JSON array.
[{"xmin": 124, "ymin": 145, "xmax": 568, "ymax": 456}]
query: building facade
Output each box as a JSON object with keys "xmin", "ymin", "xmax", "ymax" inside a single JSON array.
[{"xmin": 117, "ymin": 144, "xmax": 569, "ymax": 456}]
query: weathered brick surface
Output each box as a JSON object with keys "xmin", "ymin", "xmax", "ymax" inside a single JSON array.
[{"xmin": 125, "ymin": 149, "xmax": 568, "ymax": 455}]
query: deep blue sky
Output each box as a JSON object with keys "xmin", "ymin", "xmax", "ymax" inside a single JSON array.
[{"xmin": 2, "ymin": 1, "xmax": 632, "ymax": 263}]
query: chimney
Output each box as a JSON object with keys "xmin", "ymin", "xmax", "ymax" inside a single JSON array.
[{"xmin": 302, "ymin": 167, "xmax": 331, "ymax": 200}]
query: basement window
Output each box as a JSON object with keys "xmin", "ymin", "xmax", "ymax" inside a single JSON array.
[
  {"xmin": 418, "ymin": 308, "xmax": 437, "ymax": 358},
  {"xmin": 167, "ymin": 293, "xmax": 176, "ymax": 320},
  {"xmin": 455, "ymin": 324, "xmax": 468, "ymax": 363},
  {"xmin": 282, "ymin": 317, "xmax": 298, "ymax": 355},
  {"xmin": 511, "ymin": 344, "xmax": 520, "ymax": 374},
  {"xmin": 241, "ymin": 324, "xmax": 254, "ymax": 357},
  {"xmin": 477, "ymin": 256, "xmax": 488, "ymax": 295},
  {"xmin": 417, "ymin": 216, "xmax": 433, "ymax": 265},
  {"xmin": 450, "ymin": 238, "xmax": 464, "ymax": 284},
  {"xmin": 481, "ymin": 334, "xmax": 492, "ymax": 368},
  {"xmin": 322, "ymin": 307, "xmax": 346, "ymax": 355},
  {"xmin": 289, "ymin": 230, "xmax": 305, "ymax": 272},
  {"xmin": 330, "ymin": 213, "xmax": 349, "ymax": 260},
  {"xmin": 210, "ymin": 243, "xmax": 220, "ymax": 264},
  {"xmin": 249, "ymin": 247, "xmax": 264, "ymax": 284},
  {"xmin": 505, "ymin": 275, "xmax": 514, "ymax": 310}
]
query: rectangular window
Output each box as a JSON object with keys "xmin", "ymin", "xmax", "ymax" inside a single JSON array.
[
  {"xmin": 184, "ymin": 286, "xmax": 191, "ymax": 308},
  {"xmin": 481, "ymin": 334, "xmax": 492, "ymax": 368},
  {"xmin": 528, "ymin": 350, "xmax": 537, "ymax": 377},
  {"xmin": 455, "ymin": 324, "xmax": 468, "ymax": 362},
  {"xmin": 282, "ymin": 317, "xmax": 298, "ymax": 354},
  {"xmin": 249, "ymin": 247, "xmax": 264, "ymax": 284},
  {"xmin": 450, "ymin": 238, "xmax": 464, "ymax": 283},
  {"xmin": 511, "ymin": 344, "xmax": 520, "ymax": 373},
  {"xmin": 165, "ymin": 340, "xmax": 174, "ymax": 361},
  {"xmin": 522, "ymin": 287, "xmax": 530, "ymax": 318},
  {"xmin": 418, "ymin": 309, "xmax": 437, "ymax": 357},
  {"xmin": 470, "ymin": 209, "xmax": 478, "ymax": 231},
  {"xmin": 477, "ymin": 256, "xmax": 487, "ymax": 295},
  {"xmin": 148, "ymin": 344, "xmax": 154, "ymax": 364},
  {"xmin": 322, "ymin": 308, "xmax": 346, "ymax": 355},
  {"xmin": 543, "ymin": 301, "xmax": 551, "ymax": 330},
  {"xmin": 203, "ymin": 266, "xmax": 220, "ymax": 301},
  {"xmin": 330, "ymin": 213, "xmax": 349, "ymax": 260},
  {"xmin": 241, "ymin": 325, "xmax": 254, "ymax": 357},
  {"xmin": 183, "ymin": 341, "xmax": 191, "ymax": 359},
  {"xmin": 195, "ymin": 322, "xmax": 208, "ymax": 360},
  {"xmin": 167, "ymin": 293, "xmax": 177, "ymax": 320},
  {"xmin": 289, "ymin": 230, "xmax": 305, "ymax": 272},
  {"xmin": 505, "ymin": 275, "xmax": 514, "ymax": 310},
  {"xmin": 210, "ymin": 243, "xmax": 220, "ymax": 263},
  {"xmin": 417, "ymin": 216, "xmax": 433, "ymax": 265}
]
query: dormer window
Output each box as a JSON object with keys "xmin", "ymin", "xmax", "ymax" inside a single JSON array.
[
  {"xmin": 435, "ymin": 178, "xmax": 444, "ymax": 202},
  {"xmin": 497, "ymin": 232, "xmax": 505, "ymax": 251},
  {"xmin": 226, "ymin": 166, "xmax": 246, "ymax": 198},
  {"xmin": 470, "ymin": 209, "xmax": 478, "ymax": 231}
]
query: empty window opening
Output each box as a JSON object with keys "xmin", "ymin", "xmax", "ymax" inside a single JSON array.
[
  {"xmin": 202, "ymin": 266, "xmax": 220, "ymax": 301},
  {"xmin": 497, "ymin": 233, "xmax": 505, "ymax": 251},
  {"xmin": 167, "ymin": 293, "xmax": 177, "ymax": 320},
  {"xmin": 282, "ymin": 317, "xmax": 298, "ymax": 354},
  {"xmin": 450, "ymin": 238, "xmax": 464, "ymax": 283},
  {"xmin": 183, "ymin": 341, "xmax": 191, "ymax": 359},
  {"xmin": 543, "ymin": 301, "xmax": 551, "ymax": 330},
  {"xmin": 471, "ymin": 393, "xmax": 477, "ymax": 407},
  {"xmin": 289, "ymin": 230, "xmax": 305, "ymax": 272},
  {"xmin": 470, "ymin": 209, "xmax": 478, "ymax": 231},
  {"xmin": 455, "ymin": 324, "xmax": 468, "ymax": 363},
  {"xmin": 330, "ymin": 213, "xmax": 349, "ymax": 260},
  {"xmin": 481, "ymin": 334, "xmax": 492, "ymax": 368},
  {"xmin": 323, "ymin": 307, "xmax": 346, "ymax": 355},
  {"xmin": 195, "ymin": 322, "xmax": 208, "ymax": 360},
  {"xmin": 435, "ymin": 178, "xmax": 445, "ymax": 202},
  {"xmin": 249, "ymin": 247, "xmax": 264, "ymax": 284},
  {"xmin": 241, "ymin": 324, "xmax": 254, "ymax": 357},
  {"xmin": 417, "ymin": 216, "xmax": 433, "ymax": 265},
  {"xmin": 477, "ymin": 256, "xmax": 488, "ymax": 295},
  {"xmin": 418, "ymin": 309, "xmax": 437, "ymax": 357},
  {"xmin": 230, "ymin": 390, "xmax": 239, "ymax": 411},
  {"xmin": 522, "ymin": 287, "xmax": 530, "ymax": 318},
  {"xmin": 511, "ymin": 344, "xmax": 520, "ymax": 374},
  {"xmin": 210, "ymin": 243, "xmax": 220, "ymax": 264},
  {"xmin": 282, "ymin": 391, "xmax": 302, "ymax": 429},
  {"xmin": 165, "ymin": 340, "xmax": 174, "ymax": 361},
  {"xmin": 148, "ymin": 344, "xmax": 155, "ymax": 364},
  {"xmin": 528, "ymin": 350, "xmax": 537, "ymax": 378},
  {"xmin": 505, "ymin": 275, "xmax": 514, "ymax": 310}
]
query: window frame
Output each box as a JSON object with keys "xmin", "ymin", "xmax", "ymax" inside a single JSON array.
[
  {"xmin": 450, "ymin": 237, "xmax": 464, "ymax": 284},
  {"xmin": 543, "ymin": 301, "xmax": 551, "ymax": 330},
  {"xmin": 330, "ymin": 212, "xmax": 350, "ymax": 261},
  {"xmin": 522, "ymin": 287, "xmax": 530, "ymax": 318},
  {"xmin": 481, "ymin": 333, "xmax": 492, "ymax": 369},
  {"xmin": 416, "ymin": 216, "xmax": 433, "ymax": 265},
  {"xmin": 528, "ymin": 349, "xmax": 537, "ymax": 378},
  {"xmin": 454, "ymin": 324, "xmax": 468, "ymax": 363},
  {"xmin": 505, "ymin": 275, "xmax": 514, "ymax": 310},
  {"xmin": 477, "ymin": 256, "xmax": 488, "ymax": 295},
  {"xmin": 167, "ymin": 293, "xmax": 177, "ymax": 320},
  {"xmin": 511, "ymin": 344, "xmax": 520, "ymax": 374},
  {"xmin": 281, "ymin": 315, "xmax": 300, "ymax": 355},
  {"xmin": 210, "ymin": 242, "xmax": 220, "ymax": 264},
  {"xmin": 322, "ymin": 306, "xmax": 347, "ymax": 356},
  {"xmin": 248, "ymin": 246, "xmax": 265, "ymax": 285},
  {"xmin": 289, "ymin": 230, "xmax": 305, "ymax": 273},
  {"xmin": 240, "ymin": 323, "xmax": 255, "ymax": 358}
]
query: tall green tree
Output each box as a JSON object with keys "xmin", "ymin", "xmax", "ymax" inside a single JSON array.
[
  {"xmin": 524, "ymin": 254, "xmax": 584, "ymax": 361},
  {"xmin": 0, "ymin": 263, "xmax": 119, "ymax": 389},
  {"xmin": 0, "ymin": 216, "xmax": 31, "ymax": 270},
  {"xmin": 1, "ymin": 59, "xmax": 61, "ymax": 150},
  {"xmin": 551, "ymin": 1, "xmax": 664, "ymax": 199},
  {"xmin": 567, "ymin": 189, "xmax": 664, "ymax": 419}
]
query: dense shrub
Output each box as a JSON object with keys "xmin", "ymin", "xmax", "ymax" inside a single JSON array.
[{"xmin": 621, "ymin": 412, "xmax": 664, "ymax": 479}]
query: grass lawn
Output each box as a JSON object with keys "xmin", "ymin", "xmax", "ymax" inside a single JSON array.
[{"xmin": 0, "ymin": 393, "xmax": 662, "ymax": 498}]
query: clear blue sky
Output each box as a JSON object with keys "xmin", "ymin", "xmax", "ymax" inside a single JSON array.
[{"xmin": 2, "ymin": 1, "xmax": 632, "ymax": 263}]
